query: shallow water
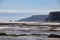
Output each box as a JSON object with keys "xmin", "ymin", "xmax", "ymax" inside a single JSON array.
[{"xmin": 0, "ymin": 26, "xmax": 59, "ymax": 40}]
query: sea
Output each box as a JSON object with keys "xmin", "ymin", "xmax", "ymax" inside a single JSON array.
[{"xmin": 0, "ymin": 26, "xmax": 60, "ymax": 40}]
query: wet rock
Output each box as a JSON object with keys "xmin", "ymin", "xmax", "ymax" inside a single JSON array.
[
  {"xmin": 0, "ymin": 32, "xmax": 7, "ymax": 35},
  {"xmin": 48, "ymin": 34, "xmax": 60, "ymax": 38}
]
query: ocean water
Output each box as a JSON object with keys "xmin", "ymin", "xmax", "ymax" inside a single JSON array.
[{"xmin": 0, "ymin": 26, "xmax": 59, "ymax": 40}]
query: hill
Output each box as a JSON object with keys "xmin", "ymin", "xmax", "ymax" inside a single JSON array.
[{"xmin": 17, "ymin": 15, "xmax": 48, "ymax": 22}]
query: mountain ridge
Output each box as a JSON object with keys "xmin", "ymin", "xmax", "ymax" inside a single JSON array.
[{"xmin": 17, "ymin": 15, "xmax": 48, "ymax": 22}]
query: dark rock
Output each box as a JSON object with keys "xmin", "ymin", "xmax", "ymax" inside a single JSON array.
[
  {"xmin": 0, "ymin": 33, "xmax": 7, "ymax": 35},
  {"xmin": 48, "ymin": 34, "xmax": 60, "ymax": 38}
]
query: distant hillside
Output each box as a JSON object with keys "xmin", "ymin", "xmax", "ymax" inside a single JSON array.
[{"xmin": 17, "ymin": 15, "xmax": 48, "ymax": 22}]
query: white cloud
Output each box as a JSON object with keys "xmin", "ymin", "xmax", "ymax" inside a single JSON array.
[{"xmin": 0, "ymin": 10, "xmax": 59, "ymax": 14}]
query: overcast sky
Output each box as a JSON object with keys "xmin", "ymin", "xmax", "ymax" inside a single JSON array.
[{"xmin": 0, "ymin": 0, "xmax": 60, "ymax": 21}]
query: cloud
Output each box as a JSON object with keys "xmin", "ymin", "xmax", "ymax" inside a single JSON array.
[{"xmin": 0, "ymin": 10, "xmax": 59, "ymax": 14}]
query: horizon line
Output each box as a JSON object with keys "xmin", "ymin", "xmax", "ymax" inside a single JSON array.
[{"xmin": 0, "ymin": 10, "xmax": 59, "ymax": 13}]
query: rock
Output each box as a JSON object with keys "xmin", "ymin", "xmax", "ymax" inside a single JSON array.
[{"xmin": 48, "ymin": 34, "xmax": 60, "ymax": 38}]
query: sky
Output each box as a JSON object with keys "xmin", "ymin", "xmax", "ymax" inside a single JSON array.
[{"xmin": 0, "ymin": 0, "xmax": 60, "ymax": 21}]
